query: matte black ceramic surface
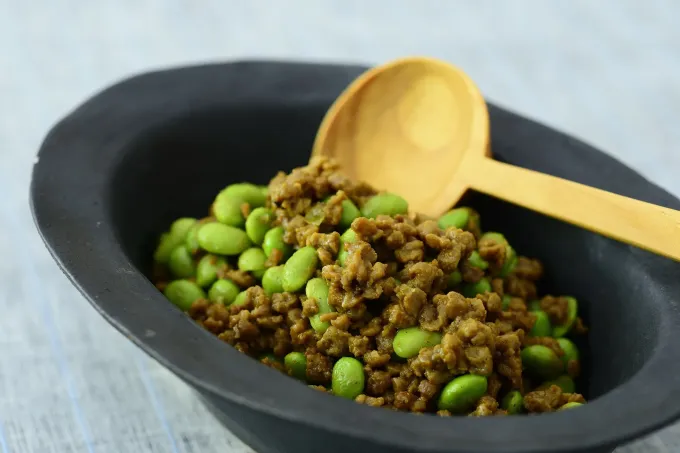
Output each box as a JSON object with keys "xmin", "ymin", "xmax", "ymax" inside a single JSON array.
[{"xmin": 31, "ymin": 61, "xmax": 680, "ymax": 453}]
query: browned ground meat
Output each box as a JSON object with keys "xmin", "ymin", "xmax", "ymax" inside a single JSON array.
[
  {"xmin": 523, "ymin": 385, "xmax": 586, "ymax": 413},
  {"xmin": 154, "ymin": 156, "xmax": 589, "ymax": 416},
  {"xmin": 539, "ymin": 295, "xmax": 570, "ymax": 326}
]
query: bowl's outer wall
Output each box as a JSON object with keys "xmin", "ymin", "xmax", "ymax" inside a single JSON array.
[
  {"xmin": 31, "ymin": 61, "xmax": 680, "ymax": 453},
  {"xmin": 199, "ymin": 392, "xmax": 614, "ymax": 453}
]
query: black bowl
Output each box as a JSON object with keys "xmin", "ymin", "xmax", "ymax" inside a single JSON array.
[{"xmin": 30, "ymin": 61, "xmax": 680, "ymax": 453}]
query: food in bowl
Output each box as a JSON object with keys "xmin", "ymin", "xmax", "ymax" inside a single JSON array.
[{"xmin": 151, "ymin": 156, "xmax": 588, "ymax": 416}]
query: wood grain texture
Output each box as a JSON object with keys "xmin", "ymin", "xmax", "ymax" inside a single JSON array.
[
  {"xmin": 463, "ymin": 157, "xmax": 680, "ymax": 262},
  {"xmin": 314, "ymin": 56, "xmax": 680, "ymax": 262},
  {"xmin": 312, "ymin": 56, "xmax": 488, "ymax": 217}
]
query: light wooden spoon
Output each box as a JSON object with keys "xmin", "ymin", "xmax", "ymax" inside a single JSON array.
[{"xmin": 311, "ymin": 56, "xmax": 680, "ymax": 262}]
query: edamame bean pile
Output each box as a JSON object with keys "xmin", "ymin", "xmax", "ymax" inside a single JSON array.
[{"xmin": 152, "ymin": 156, "xmax": 589, "ymax": 416}]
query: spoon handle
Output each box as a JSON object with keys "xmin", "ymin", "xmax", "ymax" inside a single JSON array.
[{"xmin": 466, "ymin": 157, "xmax": 680, "ymax": 262}]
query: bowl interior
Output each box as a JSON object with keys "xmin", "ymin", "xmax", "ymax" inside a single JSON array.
[{"xmin": 109, "ymin": 103, "xmax": 661, "ymax": 404}]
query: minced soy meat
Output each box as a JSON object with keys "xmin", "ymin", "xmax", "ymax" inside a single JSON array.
[{"xmin": 152, "ymin": 156, "xmax": 589, "ymax": 416}]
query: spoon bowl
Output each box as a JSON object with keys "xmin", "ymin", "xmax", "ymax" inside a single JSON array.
[
  {"xmin": 312, "ymin": 56, "xmax": 680, "ymax": 262},
  {"xmin": 313, "ymin": 56, "xmax": 488, "ymax": 215}
]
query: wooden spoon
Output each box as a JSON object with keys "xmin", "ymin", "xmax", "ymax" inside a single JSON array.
[{"xmin": 311, "ymin": 56, "xmax": 680, "ymax": 262}]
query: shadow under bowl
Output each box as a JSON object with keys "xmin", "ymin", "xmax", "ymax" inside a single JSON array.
[{"xmin": 30, "ymin": 61, "xmax": 680, "ymax": 453}]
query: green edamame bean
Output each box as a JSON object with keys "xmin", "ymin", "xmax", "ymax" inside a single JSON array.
[
  {"xmin": 559, "ymin": 402, "xmax": 583, "ymax": 411},
  {"xmin": 197, "ymin": 223, "xmax": 251, "ymax": 255},
  {"xmin": 529, "ymin": 310, "xmax": 552, "ymax": 337},
  {"xmin": 437, "ymin": 374, "xmax": 488, "ymax": 413},
  {"xmin": 466, "ymin": 251, "xmax": 489, "ymax": 270},
  {"xmin": 245, "ymin": 207, "xmax": 274, "ymax": 245},
  {"xmin": 521, "ymin": 345, "xmax": 564, "ymax": 380},
  {"xmin": 155, "ymin": 235, "xmax": 181, "ymax": 263},
  {"xmin": 361, "ymin": 193, "xmax": 408, "ymax": 219},
  {"xmin": 218, "ymin": 183, "xmax": 267, "ymax": 209},
  {"xmin": 541, "ymin": 375, "xmax": 576, "ymax": 394},
  {"xmin": 339, "ymin": 199, "xmax": 360, "ymax": 229},
  {"xmin": 338, "ymin": 250, "xmax": 348, "ymax": 267},
  {"xmin": 282, "ymin": 246, "xmax": 319, "ymax": 292},
  {"xmin": 462, "ymin": 277, "xmax": 492, "ymax": 298},
  {"xmin": 480, "ymin": 232, "xmax": 517, "ymax": 277},
  {"xmin": 284, "ymin": 351, "xmax": 307, "ymax": 380},
  {"xmin": 232, "ymin": 291, "xmax": 248, "ymax": 306},
  {"xmin": 170, "ymin": 217, "xmax": 198, "ymax": 237},
  {"xmin": 331, "ymin": 357, "xmax": 365, "ymax": 400},
  {"xmin": 208, "ymin": 279, "xmax": 240, "ymax": 305},
  {"xmin": 213, "ymin": 195, "xmax": 245, "ymax": 227},
  {"xmin": 338, "ymin": 229, "xmax": 357, "ymax": 267},
  {"xmin": 393, "ymin": 327, "xmax": 443, "ymax": 358},
  {"xmin": 552, "ymin": 297, "xmax": 578, "ymax": 337},
  {"xmin": 262, "ymin": 226, "xmax": 293, "ymax": 260},
  {"xmin": 153, "ymin": 217, "xmax": 197, "ymax": 263},
  {"xmin": 502, "ymin": 294, "xmax": 512, "ymax": 310},
  {"xmin": 168, "ymin": 245, "xmax": 196, "ymax": 278},
  {"xmin": 185, "ymin": 222, "xmax": 203, "ymax": 255},
  {"xmin": 262, "ymin": 265, "xmax": 285, "ymax": 296},
  {"xmin": 164, "ymin": 279, "xmax": 206, "ymax": 311},
  {"xmin": 196, "ymin": 254, "xmax": 227, "ymax": 287},
  {"xmin": 447, "ymin": 271, "xmax": 462, "ymax": 289},
  {"xmin": 340, "ymin": 228, "xmax": 357, "ymax": 242},
  {"xmin": 557, "ymin": 338, "xmax": 580, "ymax": 367},
  {"xmin": 438, "ymin": 207, "xmax": 469, "ymax": 230},
  {"xmin": 238, "ymin": 247, "xmax": 267, "ymax": 279},
  {"xmin": 306, "ymin": 277, "xmax": 334, "ymax": 333},
  {"xmin": 500, "ymin": 390, "xmax": 524, "ymax": 415},
  {"xmin": 258, "ymin": 185, "xmax": 269, "ymax": 198},
  {"xmin": 499, "ymin": 246, "xmax": 518, "ymax": 277}
]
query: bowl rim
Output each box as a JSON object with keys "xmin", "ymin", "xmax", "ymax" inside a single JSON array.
[{"xmin": 30, "ymin": 60, "xmax": 680, "ymax": 453}]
